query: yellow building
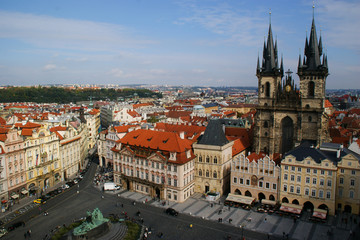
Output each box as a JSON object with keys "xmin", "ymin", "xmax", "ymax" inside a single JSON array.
[
  {"xmin": 280, "ymin": 143, "xmax": 359, "ymax": 216},
  {"xmin": 336, "ymin": 148, "xmax": 360, "ymax": 214},
  {"xmin": 193, "ymin": 120, "xmax": 234, "ymax": 196},
  {"xmin": 23, "ymin": 125, "xmax": 61, "ymax": 196}
]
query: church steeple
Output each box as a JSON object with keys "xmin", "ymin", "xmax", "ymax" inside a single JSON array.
[
  {"xmin": 298, "ymin": 5, "xmax": 328, "ymax": 76},
  {"xmin": 257, "ymin": 10, "xmax": 281, "ymax": 77}
]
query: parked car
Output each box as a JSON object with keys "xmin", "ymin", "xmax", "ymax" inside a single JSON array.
[
  {"xmin": 165, "ymin": 208, "xmax": 178, "ymax": 216},
  {"xmin": 7, "ymin": 221, "xmax": 25, "ymax": 231},
  {"xmin": 33, "ymin": 198, "xmax": 46, "ymax": 204}
]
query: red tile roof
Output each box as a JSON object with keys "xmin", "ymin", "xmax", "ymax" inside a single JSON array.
[
  {"xmin": 118, "ymin": 129, "xmax": 195, "ymax": 164},
  {"xmin": 14, "ymin": 121, "xmax": 41, "ymax": 129},
  {"xmin": 21, "ymin": 129, "xmax": 33, "ymax": 136},
  {"xmin": 114, "ymin": 125, "xmax": 134, "ymax": 133},
  {"xmin": 154, "ymin": 123, "xmax": 205, "ymax": 140},
  {"xmin": 0, "ymin": 117, "xmax": 6, "ymax": 126},
  {"xmin": 133, "ymin": 103, "xmax": 153, "ymax": 109},
  {"xmin": 127, "ymin": 110, "xmax": 141, "ymax": 118},
  {"xmin": 324, "ymin": 99, "xmax": 333, "ymax": 108}
]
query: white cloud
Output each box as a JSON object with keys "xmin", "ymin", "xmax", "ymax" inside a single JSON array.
[
  {"xmin": 318, "ymin": 0, "xmax": 360, "ymax": 51},
  {"xmin": 174, "ymin": 2, "xmax": 265, "ymax": 46},
  {"xmin": 0, "ymin": 10, "xmax": 155, "ymax": 52},
  {"xmin": 43, "ymin": 64, "xmax": 57, "ymax": 71}
]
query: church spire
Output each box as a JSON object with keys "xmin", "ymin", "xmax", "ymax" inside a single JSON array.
[
  {"xmin": 298, "ymin": 4, "xmax": 328, "ymax": 76},
  {"xmin": 258, "ymin": 10, "xmax": 281, "ymax": 76}
]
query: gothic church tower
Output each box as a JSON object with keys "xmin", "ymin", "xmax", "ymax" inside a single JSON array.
[{"xmin": 253, "ymin": 10, "xmax": 329, "ymax": 156}]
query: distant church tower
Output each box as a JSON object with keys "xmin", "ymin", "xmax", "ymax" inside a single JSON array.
[{"xmin": 253, "ymin": 9, "xmax": 329, "ymax": 155}]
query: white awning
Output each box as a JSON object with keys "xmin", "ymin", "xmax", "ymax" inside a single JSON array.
[
  {"xmin": 312, "ymin": 208, "xmax": 327, "ymax": 219},
  {"xmin": 261, "ymin": 199, "xmax": 277, "ymax": 206},
  {"xmin": 21, "ymin": 190, "xmax": 28, "ymax": 195},
  {"xmin": 280, "ymin": 203, "xmax": 303, "ymax": 215},
  {"xmin": 226, "ymin": 193, "xmax": 255, "ymax": 205},
  {"xmin": 11, "ymin": 194, "xmax": 19, "ymax": 199}
]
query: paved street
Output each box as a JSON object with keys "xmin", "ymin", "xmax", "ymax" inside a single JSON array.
[{"xmin": 1, "ymin": 160, "xmax": 359, "ymax": 240}]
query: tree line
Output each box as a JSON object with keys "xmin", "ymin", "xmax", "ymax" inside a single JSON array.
[{"xmin": 0, "ymin": 87, "xmax": 162, "ymax": 103}]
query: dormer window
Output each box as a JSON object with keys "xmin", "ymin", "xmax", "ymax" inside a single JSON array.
[
  {"xmin": 170, "ymin": 152, "xmax": 176, "ymax": 160},
  {"xmin": 186, "ymin": 150, "xmax": 191, "ymax": 158}
]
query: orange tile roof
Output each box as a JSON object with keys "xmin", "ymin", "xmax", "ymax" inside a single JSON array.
[
  {"xmin": 0, "ymin": 117, "xmax": 6, "ymax": 126},
  {"xmin": 119, "ymin": 129, "xmax": 195, "ymax": 164},
  {"xmin": 127, "ymin": 110, "xmax": 141, "ymax": 118},
  {"xmin": 21, "ymin": 129, "xmax": 33, "ymax": 136},
  {"xmin": 89, "ymin": 109, "xmax": 100, "ymax": 115},
  {"xmin": 324, "ymin": 99, "xmax": 333, "ymax": 108},
  {"xmin": 14, "ymin": 121, "xmax": 41, "ymax": 129},
  {"xmin": 0, "ymin": 134, "xmax": 6, "ymax": 142},
  {"xmin": 154, "ymin": 123, "xmax": 205, "ymax": 139},
  {"xmin": 247, "ymin": 152, "xmax": 267, "ymax": 163},
  {"xmin": 133, "ymin": 103, "xmax": 153, "ymax": 109},
  {"xmin": 114, "ymin": 125, "xmax": 134, "ymax": 133}
]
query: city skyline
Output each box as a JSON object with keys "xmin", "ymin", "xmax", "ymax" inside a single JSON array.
[{"xmin": 0, "ymin": 0, "xmax": 359, "ymax": 89}]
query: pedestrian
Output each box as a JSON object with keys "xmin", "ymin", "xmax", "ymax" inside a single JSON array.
[
  {"xmin": 264, "ymin": 217, "xmax": 267, "ymax": 223},
  {"xmin": 24, "ymin": 232, "xmax": 27, "ymax": 239},
  {"xmin": 27, "ymin": 229, "xmax": 32, "ymax": 237},
  {"xmin": 229, "ymin": 218, "xmax": 232, "ymax": 223},
  {"xmin": 189, "ymin": 224, "xmax": 193, "ymax": 228}
]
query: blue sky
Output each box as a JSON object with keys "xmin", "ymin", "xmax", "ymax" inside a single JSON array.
[{"xmin": 0, "ymin": 0, "xmax": 359, "ymax": 89}]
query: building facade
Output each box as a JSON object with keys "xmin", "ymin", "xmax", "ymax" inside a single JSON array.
[
  {"xmin": 112, "ymin": 129, "xmax": 196, "ymax": 203},
  {"xmin": 193, "ymin": 120, "xmax": 234, "ymax": 196},
  {"xmin": 231, "ymin": 152, "xmax": 280, "ymax": 202}
]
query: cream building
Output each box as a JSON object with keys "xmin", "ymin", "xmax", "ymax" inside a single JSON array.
[
  {"xmin": 24, "ymin": 125, "xmax": 61, "ymax": 196},
  {"xmin": 335, "ymin": 147, "xmax": 360, "ymax": 214},
  {"xmin": 51, "ymin": 125, "xmax": 81, "ymax": 181},
  {"xmin": 193, "ymin": 120, "xmax": 234, "ymax": 196},
  {"xmin": 280, "ymin": 143, "xmax": 339, "ymax": 215},
  {"xmin": 231, "ymin": 152, "xmax": 280, "ymax": 201}
]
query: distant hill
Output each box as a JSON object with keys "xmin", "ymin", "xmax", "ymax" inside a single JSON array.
[{"xmin": 0, "ymin": 87, "xmax": 162, "ymax": 103}]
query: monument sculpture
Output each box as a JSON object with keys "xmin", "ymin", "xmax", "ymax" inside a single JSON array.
[{"xmin": 73, "ymin": 208, "xmax": 109, "ymax": 236}]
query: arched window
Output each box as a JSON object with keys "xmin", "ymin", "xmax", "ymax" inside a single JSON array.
[
  {"xmin": 308, "ymin": 81, "xmax": 315, "ymax": 97},
  {"xmin": 263, "ymin": 121, "xmax": 268, "ymax": 128},
  {"xmin": 198, "ymin": 156, "xmax": 202, "ymax": 162},
  {"xmin": 206, "ymin": 156, "xmax": 210, "ymax": 163},
  {"xmin": 265, "ymin": 82, "xmax": 270, "ymax": 97},
  {"xmin": 206, "ymin": 170, "xmax": 209, "ymax": 177},
  {"xmin": 199, "ymin": 169, "xmax": 202, "ymax": 176},
  {"xmin": 213, "ymin": 171, "xmax": 217, "ymax": 178},
  {"xmin": 308, "ymin": 116, "xmax": 312, "ymax": 122},
  {"xmin": 213, "ymin": 157, "xmax": 218, "ymax": 164}
]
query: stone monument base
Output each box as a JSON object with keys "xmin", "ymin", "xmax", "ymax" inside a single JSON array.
[{"xmin": 72, "ymin": 222, "xmax": 111, "ymax": 240}]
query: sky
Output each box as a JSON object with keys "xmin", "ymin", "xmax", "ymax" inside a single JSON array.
[{"xmin": 0, "ymin": 0, "xmax": 359, "ymax": 89}]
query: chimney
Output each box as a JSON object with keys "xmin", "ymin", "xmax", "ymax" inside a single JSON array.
[
  {"xmin": 179, "ymin": 131, "xmax": 185, "ymax": 139},
  {"xmin": 337, "ymin": 149, "xmax": 341, "ymax": 158}
]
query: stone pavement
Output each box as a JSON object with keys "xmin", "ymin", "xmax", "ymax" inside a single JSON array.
[{"xmin": 101, "ymin": 185, "xmax": 360, "ymax": 240}]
